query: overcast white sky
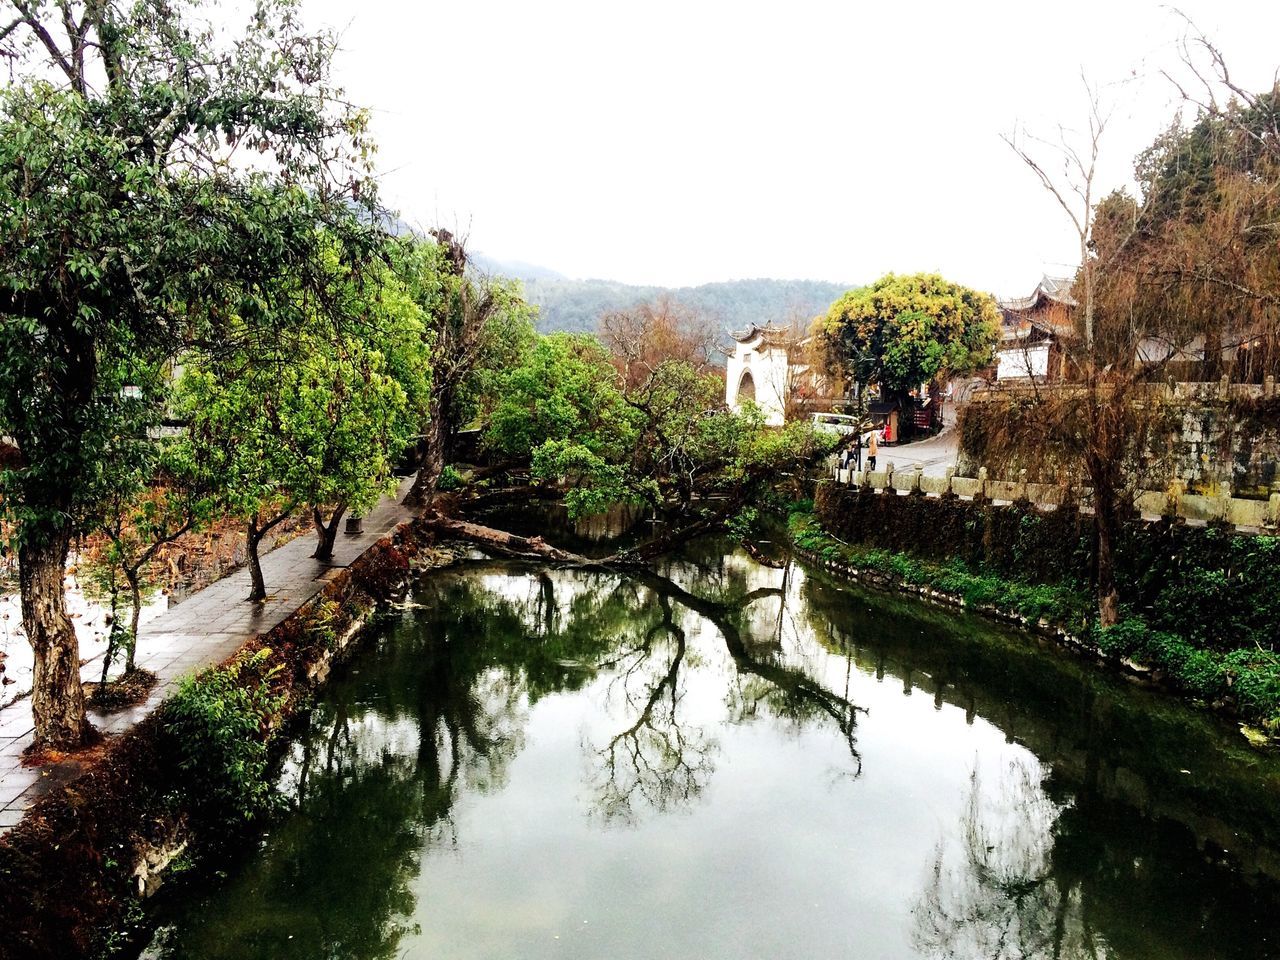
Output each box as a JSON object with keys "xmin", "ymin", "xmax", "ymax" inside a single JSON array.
[{"xmin": 300, "ymin": 0, "xmax": 1280, "ymax": 297}]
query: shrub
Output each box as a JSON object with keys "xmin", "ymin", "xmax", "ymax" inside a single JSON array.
[
  {"xmin": 162, "ymin": 648, "xmax": 285, "ymax": 822},
  {"xmin": 438, "ymin": 464, "xmax": 465, "ymax": 491}
]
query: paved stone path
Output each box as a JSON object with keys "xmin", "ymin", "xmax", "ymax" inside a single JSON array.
[
  {"xmin": 876, "ymin": 426, "xmax": 960, "ymax": 478},
  {"xmin": 0, "ymin": 482, "xmax": 415, "ymax": 832}
]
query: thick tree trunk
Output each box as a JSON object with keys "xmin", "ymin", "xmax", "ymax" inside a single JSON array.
[
  {"xmin": 311, "ymin": 502, "xmax": 348, "ymax": 561},
  {"xmin": 19, "ymin": 532, "xmax": 90, "ymax": 750},
  {"xmin": 1094, "ymin": 493, "xmax": 1122, "ymax": 627},
  {"xmin": 424, "ymin": 515, "xmax": 591, "ymax": 564},
  {"xmin": 404, "ymin": 393, "xmax": 449, "ymax": 508},
  {"xmin": 246, "ymin": 518, "xmax": 268, "ymax": 603}
]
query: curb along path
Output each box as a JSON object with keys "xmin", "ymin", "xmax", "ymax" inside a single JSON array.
[{"xmin": 0, "ymin": 482, "xmax": 415, "ymax": 833}]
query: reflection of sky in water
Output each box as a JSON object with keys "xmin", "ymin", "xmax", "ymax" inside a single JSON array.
[{"xmin": 145, "ymin": 550, "xmax": 1280, "ymax": 960}]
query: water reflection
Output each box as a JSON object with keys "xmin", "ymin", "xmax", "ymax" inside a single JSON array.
[
  {"xmin": 913, "ymin": 760, "xmax": 1103, "ymax": 959},
  {"xmin": 145, "ymin": 544, "xmax": 1280, "ymax": 960}
]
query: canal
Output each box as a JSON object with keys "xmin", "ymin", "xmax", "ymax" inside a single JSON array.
[{"xmin": 141, "ymin": 539, "xmax": 1280, "ymax": 959}]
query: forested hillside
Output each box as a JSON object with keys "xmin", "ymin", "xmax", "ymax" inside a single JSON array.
[{"xmin": 472, "ymin": 255, "xmax": 850, "ymax": 340}]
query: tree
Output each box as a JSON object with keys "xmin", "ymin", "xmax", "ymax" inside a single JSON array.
[
  {"xmin": 0, "ymin": 0, "xmax": 377, "ymax": 748},
  {"xmin": 992, "ymin": 68, "xmax": 1280, "ymax": 627},
  {"xmin": 598, "ymin": 296, "xmax": 719, "ymax": 391},
  {"xmin": 402, "ymin": 231, "xmax": 536, "ymax": 507},
  {"xmin": 448, "ymin": 330, "xmax": 836, "ymax": 564},
  {"xmin": 485, "ymin": 332, "xmax": 641, "ymax": 518},
  {"xmin": 95, "ymin": 440, "xmax": 219, "ymax": 685},
  {"xmin": 988, "ymin": 79, "xmax": 1259, "ymax": 627},
  {"xmin": 1105, "ymin": 80, "xmax": 1280, "ymax": 381},
  {"xmin": 177, "ymin": 264, "xmax": 424, "ymax": 601},
  {"xmin": 819, "ymin": 273, "xmax": 1001, "ymax": 406}
]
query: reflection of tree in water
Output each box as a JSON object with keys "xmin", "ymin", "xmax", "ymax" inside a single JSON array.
[
  {"xmin": 590, "ymin": 563, "xmax": 864, "ymax": 823},
  {"xmin": 592, "ymin": 592, "xmax": 717, "ymax": 821},
  {"xmin": 912, "ymin": 759, "xmax": 1109, "ymax": 960},
  {"xmin": 153, "ymin": 556, "xmax": 867, "ymax": 958},
  {"xmin": 152, "ymin": 570, "xmax": 553, "ymax": 960}
]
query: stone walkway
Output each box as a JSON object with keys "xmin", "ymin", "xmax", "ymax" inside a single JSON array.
[
  {"xmin": 0, "ymin": 483, "xmax": 415, "ymax": 832},
  {"xmin": 877, "ymin": 426, "xmax": 960, "ymax": 478}
]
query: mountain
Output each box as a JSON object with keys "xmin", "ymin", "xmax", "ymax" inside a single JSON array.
[{"xmin": 475, "ymin": 256, "xmax": 851, "ymax": 341}]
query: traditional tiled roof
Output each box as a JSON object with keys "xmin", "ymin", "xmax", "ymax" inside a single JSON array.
[
  {"xmin": 996, "ymin": 275, "xmax": 1077, "ymax": 345},
  {"xmin": 729, "ymin": 322, "xmax": 794, "ymax": 346},
  {"xmin": 997, "ymin": 274, "xmax": 1077, "ymax": 312}
]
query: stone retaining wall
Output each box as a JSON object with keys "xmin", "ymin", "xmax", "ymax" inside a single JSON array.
[{"xmin": 829, "ymin": 460, "xmax": 1280, "ymax": 532}]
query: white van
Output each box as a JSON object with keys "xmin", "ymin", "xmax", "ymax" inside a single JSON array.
[{"xmin": 810, "ymin": 412, "xmax": 864, "ymax": 436}]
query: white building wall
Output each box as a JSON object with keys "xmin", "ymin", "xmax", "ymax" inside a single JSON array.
[
  {"xmin": 725, "ymin": 336, "xmax": 789, "ymax": 426},
  {"xmin": 996, "ymin": 343, "xmax": 1049, "ymax": 380}
]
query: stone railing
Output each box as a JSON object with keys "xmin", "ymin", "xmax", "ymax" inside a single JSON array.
[{"xmin": 827, "ymin": 461, "xmax": 1280, "ymax": 532}]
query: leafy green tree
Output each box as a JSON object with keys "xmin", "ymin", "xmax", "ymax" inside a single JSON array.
[
  {"xmin": 0, "ymin": 0, "xmax": 377, "ymax": 746},
  {"xmin": 178, "ymin": 266, "xmax": 426, "ymax": 601},
  {"xmin": 0, "ymin": 0, "xmax": 376, "ymax": 747},
  {"xmin": 473, "ymin": 332, "xmax": 835, "ymax": 560},
  {"xmin": 95, "ymin": 440, "xmax": 220, "ymax": 684},
  {"xmin": 820, "ymin": 273, "xmax": 1000, "ymax": 402},
  {"xmin": 485, "ymin": 332, "xmax": 641, "ymax": 516}
]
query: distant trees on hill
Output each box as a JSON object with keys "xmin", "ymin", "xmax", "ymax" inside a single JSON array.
[{"xmin": 514, "ymin": 275, "xmax": 851, "ymax": 346}]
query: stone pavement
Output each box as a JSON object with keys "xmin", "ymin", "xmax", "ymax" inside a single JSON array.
[
  {"xmin": 875, "ymin": 426, "xmax": 960, "ymax": 478},
  {"xmin": 0, "ymin": 481, "xmax": 415, "ymax": 833}
]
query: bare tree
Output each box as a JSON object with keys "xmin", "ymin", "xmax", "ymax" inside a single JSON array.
[
  {"xmin": 598, "ymin": 296, "xmax": 719, "ymax": 391},
  {"xmin": 403, "ymin": 230, "xmax": 534, "ymax": 507},
  {"xmin": 996, "ymin": 80, "xmax": 1180, "ymax": 626}
]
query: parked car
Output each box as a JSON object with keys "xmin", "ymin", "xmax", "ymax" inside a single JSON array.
[{"xmin": 810, "ymin": 412, "xmax": 865, "ymax": 436}]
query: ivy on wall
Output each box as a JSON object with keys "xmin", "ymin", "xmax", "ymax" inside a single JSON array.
[{"xmin": 815, "ymin": 483, "xmax": 1279, "ymax": 652}]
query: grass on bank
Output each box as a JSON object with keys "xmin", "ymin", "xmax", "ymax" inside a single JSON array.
[{"xmin": 788, "ymin": 508, "xmax": 1280, "ymax": 734}]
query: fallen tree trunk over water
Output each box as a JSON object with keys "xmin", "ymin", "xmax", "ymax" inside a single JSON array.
[{"xmin": 423, "ymin": 515, "xmax": 593, "ymax": 564}]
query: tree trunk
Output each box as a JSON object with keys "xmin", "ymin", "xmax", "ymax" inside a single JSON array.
[
  {"xmin": 1094, "ymin": 493, "xmax": 1122, "ymax": 627},
  {"xmin": 246, "ymin": 518, "xmax": 268, "ymax": 603},
  {"xmin": 100, "ymin": 566, "xmax": 121, "ymax": 688},
  {"xmin": 245, "ymin": 510, "xmax": 293, "ymax": 602},
  {"xmin": 424, "ymin": 515, "xmax": 590, "ymax": 564},
  {"xmin": 125, "ymin": 567, "xmax": 143, "ymax": 673},
  {"xmin": 19, "ymin": 531, "xmax": 90, "ymax": 750},
  {"xmin": 1203, "ymin": 322, "xmax": 1224, "ymax": 382},
  {"xmin": 311, "ymin": 502, "xmax": 348, "ymax": 561},
  {"xmin": 404, "ymin": 383, "xmax": 456, "ymax": 508}
]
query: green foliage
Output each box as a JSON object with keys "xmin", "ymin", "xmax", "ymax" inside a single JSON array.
[
  {"xmin": 726, "ymin": 507, "xmax": 761, "ymax": 540},
  {"xmin": 806, "ymin": 485, "xmax": 1280, "ymax": 729},
  {"xmin": 485, "ymin": 332, "xmax": 644, "ymax": 517},
  {"xmin": 437, "ymin": 465, "xmax": 465, "ymax": 491},
  {"xmin": 1093, "ymin": 617, "xmax": 1280, "ymax": 728},
  {"xmin": 788, "ymin": 511, "xmax": 1090, "ymax": 631},
  {"xmin": 1134, "ymin": 530, "xmax": 1280, "ymax": 653},
  {"xmin": 821, "ymin": 272, "xmax": 1001, "ymax": 394},
  {"xmin": 163, "ymin": 650, "xmax": 286, "ymax": 822},
  {"xmin": 0, "ymin": 0, "xmax": 379, "ymax": 549},
  {"xmin": 175, "ymin": 243, "xmax": 429, "ymax": 529}
]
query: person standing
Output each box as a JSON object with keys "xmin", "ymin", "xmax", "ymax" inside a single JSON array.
[
  {"xmin": 867, "ymin": 429, "xmax": 879, "ymax": 471},
  {"xmin": 852, "ymin": 433, "xmax": 863, "ymax": 471}
]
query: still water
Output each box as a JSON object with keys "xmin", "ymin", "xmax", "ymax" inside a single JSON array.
[{"xmin": 144, "ymin": 542, "xmax": 1280, "ymax": 959}]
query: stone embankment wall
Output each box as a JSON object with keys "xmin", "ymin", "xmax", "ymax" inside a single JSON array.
[
  {"xmin": 833, "ymin": 456, "xmax": 1280, "ymax": 532},
  {"xmin": 0, "ymin": 518, "xmax": 450, "ymax": 960},
  {"xmin": 958, "ymin": 379, "xmax": 1280, "ymax": 500},
  {"xmin": 813, "ymin": 480, "xmax": 1278, "ymax": 657}
]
